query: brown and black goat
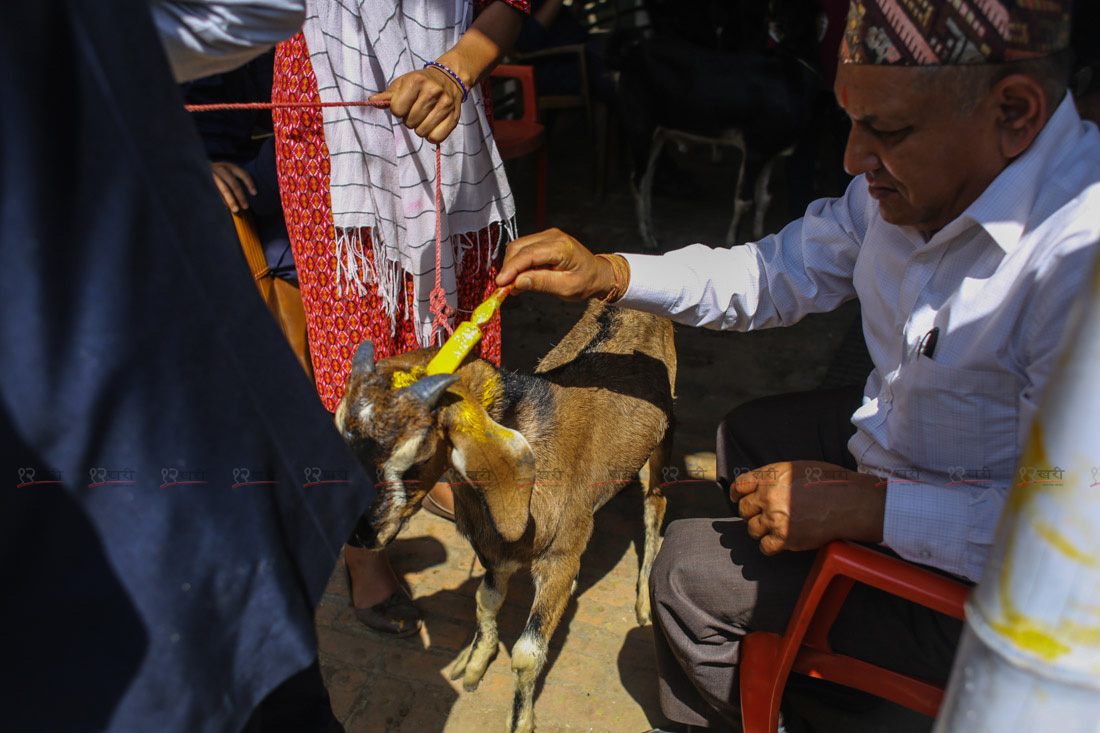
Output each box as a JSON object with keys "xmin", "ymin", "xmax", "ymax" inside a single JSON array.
[{"xmin": 335, "ymin": 301, "xmax": 675, "ymax": 733}]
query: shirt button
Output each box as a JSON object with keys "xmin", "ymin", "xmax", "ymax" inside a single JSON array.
[
  {"xmin": 920, "ymin": 549, "xmax": 932, "ymax": 560},
  {"xmin": 882, "ymin": 390, "xmax": 892, "ymax": 404}
]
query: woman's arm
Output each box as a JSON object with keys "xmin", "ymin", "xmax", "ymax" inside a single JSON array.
[{"xmin": 370, "ymin": 1, "xmax": 526, "ymax": 143}]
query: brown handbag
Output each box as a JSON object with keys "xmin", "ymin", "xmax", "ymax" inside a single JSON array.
[{"xmin": 230, "ymin": 209, "xmax": 314, "ymax": 381}]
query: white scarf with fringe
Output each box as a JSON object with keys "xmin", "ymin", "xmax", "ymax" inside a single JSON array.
[{"xmin": 302, "ymin": 0, "xmax": 516, "ymax": 346}]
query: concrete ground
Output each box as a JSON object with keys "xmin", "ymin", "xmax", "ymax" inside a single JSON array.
[{"xmin": 314, "ymin": 110, "xmax": 932, "ymax": 732}]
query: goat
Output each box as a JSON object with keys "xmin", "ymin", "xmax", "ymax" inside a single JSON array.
[{"xmin": 335, "ymin": 301, "xmax": 676, "ymax": 733}]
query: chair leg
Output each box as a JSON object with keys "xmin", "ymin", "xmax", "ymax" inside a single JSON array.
[
  {"xmin": 752, "ymin": 146, "xmax": 795, "ymax": 241},
  {"xmin": 726, "ymin": 140, "xmax": 749, "ymax": 246},
  {"xmin": 637, "ymin": 128, "xmax": 665, "ymax": 251},
  {"xmin": 594, "ymin": 101, "xmax": 609, "ymax": 201},
  {"xmin": 535, "ymin": 145, "xmax": 547, "ymax": 231},
  {"xmin": 740, "ymin": 632, "xmax": 785, "ymax": 733}
]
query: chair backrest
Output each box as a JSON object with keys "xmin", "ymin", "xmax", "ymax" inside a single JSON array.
[{"xmin": 489, "ymin": 64, "xmax": 539, "ymax": 124}]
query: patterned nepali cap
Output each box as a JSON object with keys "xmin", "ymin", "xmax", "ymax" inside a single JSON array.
[{"xmin": 841, "ymin": 0, "xmax": 1073, "ymax": 66}]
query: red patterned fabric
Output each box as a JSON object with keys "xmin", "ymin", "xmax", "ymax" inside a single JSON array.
[{"xmin": 273, "ymin": 34, "xmax": 503, "ymax": 413}]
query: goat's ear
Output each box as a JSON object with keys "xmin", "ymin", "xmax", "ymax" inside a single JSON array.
[{"xmin": 440, "ymin": 393, "xmax": 535, "ymax": 542}]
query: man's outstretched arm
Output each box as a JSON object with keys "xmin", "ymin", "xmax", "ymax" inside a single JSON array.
[
  {"xmin": 149, "ymin": 0, "xmax": 305, "ymax": 82},
  {"xmin": 498, "ymin": 176, "xmax": 874, "ymax": 332}
]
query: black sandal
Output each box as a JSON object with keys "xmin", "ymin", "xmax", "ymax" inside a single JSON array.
[{"xmin": 344, "ymin": 563, "xmax": 423, "ymax": 638}]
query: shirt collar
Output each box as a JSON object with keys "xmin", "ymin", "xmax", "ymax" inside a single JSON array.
[{"xmin": 950, "ymin": 94, "xmax": 1086, "ymax": 254}]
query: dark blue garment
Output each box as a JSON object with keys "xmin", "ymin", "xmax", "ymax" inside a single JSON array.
[
  {"xmin": 243, "ymin": 136, "xmax": 296, "ymax": 278},
  {"xmin": 0, "ymin": 2, "xmax": 371, "ymax": 731},
  {"xmin": 180, "ymin": 51, "xmax": 276, "ymax": 165}
]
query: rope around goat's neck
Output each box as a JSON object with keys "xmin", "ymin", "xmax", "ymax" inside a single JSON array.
[{"xmin": 185, "ymin": 98, "xmax": 454, "ymax": 344}]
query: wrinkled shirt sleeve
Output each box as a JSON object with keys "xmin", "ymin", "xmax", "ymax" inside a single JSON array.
[
  {"xmin": 884, "ymin": 227, "xmax": 1100, "ymax": 582},
  {"xmin": 148, "ymin": 0, "xmax": 305, "ymax": 81},
  {"xmin": 617, "ymin": 177, "xmax": 872, "ymax": 332}
]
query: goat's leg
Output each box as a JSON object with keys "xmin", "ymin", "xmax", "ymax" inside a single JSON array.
[
  {"xmin": 636, "ymin": 430, "xmax": 672, "ymax": 625},
  {"xmin": 507, "ymin": 553, "xmax": 582, "ymax": 733},
  {"xmin": 451, "ymin": 562, "xmax": 515, "ymax": 691}
]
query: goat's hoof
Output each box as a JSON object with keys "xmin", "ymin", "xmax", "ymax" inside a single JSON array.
[
  {"xmin": 635, "ymin": 599, "xmax": 652, "ymax": 626},
  {"xmin": 461, "ymin": 655, "xmax": 493, "ymax": 690},
  {"xmin": 506, "ymin": 713, "xmax": 535, "ymax": 733},
  {"xmin": 450, "ymin": 646, "xmax": 473, "ymax": 681}
]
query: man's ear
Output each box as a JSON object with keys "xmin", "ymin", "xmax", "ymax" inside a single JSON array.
[
  {"xmin": 440, "ymin": 388, "xmax": 535, "ymax": 542},
  {"xmin": 994, "ymin": 73, "xmax": 1050, "ymax": 159}
]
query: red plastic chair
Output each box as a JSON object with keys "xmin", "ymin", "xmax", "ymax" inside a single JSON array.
[
  {"xmin": 739, "ymin": 540, "xmax": 971, "ymax": 732},
  {"xmin": 490, "ymin": 64, "xmax": 547, "ymax": 229}
]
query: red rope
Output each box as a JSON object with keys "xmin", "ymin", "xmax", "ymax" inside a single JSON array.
[
  {"xmin": 183, "ymin": 100, "xmax": 391, "ymax": 112},
  {"xmin": 187, "ymin": 98, "xmax": 454, "ymax": 344},
  {"xmin": 429, "ymin": 137, "xmax": 455, "ymax": 343}
]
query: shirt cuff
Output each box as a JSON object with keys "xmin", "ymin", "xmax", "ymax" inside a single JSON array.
[
  {"xmin": 616, "ymin": 253, "xmax": 684, "ymax": 313},
  {"xmin": 883, "ymin": 481, "xmax": 976, "ymax": 581}
]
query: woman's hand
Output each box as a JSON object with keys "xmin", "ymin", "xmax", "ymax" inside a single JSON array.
[
  {"xmin": 496, "ymin": 228, "xmax": 619, "ymax": 302},
  {"xmin": 370, "ymin": 1, "xmax": 524, "ymax": 144},
  {"xmin": 370, "ymin": 67, "xmax": 463, "ymax": 144}
]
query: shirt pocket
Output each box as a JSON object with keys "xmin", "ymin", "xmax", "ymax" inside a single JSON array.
[{"xmin": 887, "ymin": 356, "xmax": 1021, "ymax": 480}]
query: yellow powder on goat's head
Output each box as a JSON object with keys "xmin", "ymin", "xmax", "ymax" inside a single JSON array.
[
  {"xmin": 390, "ymin": 366, "xmax": 427, "ymax": 390},
  {"xmin": 481, "ymin": 372, "xmax": 502, "ymax": 410}
]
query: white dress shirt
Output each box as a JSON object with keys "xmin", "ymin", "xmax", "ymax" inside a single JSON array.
[
  {"xmin": 149, "ymin": 0, "xmax": 305, "ymax": 82},
  {"xmin": 618, "ymin": 96, "xmax": 1100, "ymax": 582}
]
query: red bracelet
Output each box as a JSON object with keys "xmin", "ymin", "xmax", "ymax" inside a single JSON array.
[{"xmin": 595, "ymin": 254, "xmax": 628, "ymax": 303}]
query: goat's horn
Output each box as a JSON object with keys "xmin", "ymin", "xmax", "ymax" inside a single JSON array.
[
  {"xmin": 404, "ymin": 373, "xmax": 459, "ymax": 408},
  {"xmin": 352, "ymin": 340, "xmax": 377, "ymax": 373}
]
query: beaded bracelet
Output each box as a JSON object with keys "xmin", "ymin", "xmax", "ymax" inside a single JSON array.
[{"xmin": 424, "ymin": 61, "xmax": 469, "ymax": 102}]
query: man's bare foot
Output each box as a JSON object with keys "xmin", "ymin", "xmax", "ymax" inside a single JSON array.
[{"xmin": 344, "ymin": 545, "xmax": 401, "ymax": 609}]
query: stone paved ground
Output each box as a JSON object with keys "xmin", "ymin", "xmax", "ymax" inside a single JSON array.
[{"xmin": 314, "ymin": 111, "xmax": 932, "ymax": 732}]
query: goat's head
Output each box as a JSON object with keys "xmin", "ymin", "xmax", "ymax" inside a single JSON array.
[{"xmin": 336, "ymin": 340, "xmax": 536, "ymax": 548}]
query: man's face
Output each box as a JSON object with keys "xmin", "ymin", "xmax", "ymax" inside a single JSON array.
[{"xmin": 835, "ymin": 64, "xmax": 1006, "ymax": 234}]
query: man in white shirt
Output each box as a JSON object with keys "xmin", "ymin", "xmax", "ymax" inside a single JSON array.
[{"xmin": 497, "ymin": 0, "xmax": 1099, "ymax": 729}]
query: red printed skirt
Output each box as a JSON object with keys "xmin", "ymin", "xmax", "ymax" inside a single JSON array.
[{"xmin": 271, "ymin": 34, "xmax": 502, "ymax": 413}]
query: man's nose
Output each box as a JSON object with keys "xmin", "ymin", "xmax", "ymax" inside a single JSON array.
[{"xmin": 843, "ymin": 125, "xmax": 881, "ymax": 177}]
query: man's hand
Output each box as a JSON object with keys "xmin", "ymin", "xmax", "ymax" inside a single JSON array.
[
  {"xmin": 496, "ymin": 228, "xmax": 617, "ymax": 301},
  {"xmin": 210, "ymin": 161, "xmax": 256, "ymax": 213},
  {"xmin": 733, "ymin": 461, "xmax": 886, "ymax": 555},
  {"xmin": 372, "ymin": 67, "xmax": 463, "ymax": 144}
]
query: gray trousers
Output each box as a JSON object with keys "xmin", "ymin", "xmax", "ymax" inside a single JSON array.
[{"xmin": 649, "ymin": 389, "xmax": 965, "ymax": 729}]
